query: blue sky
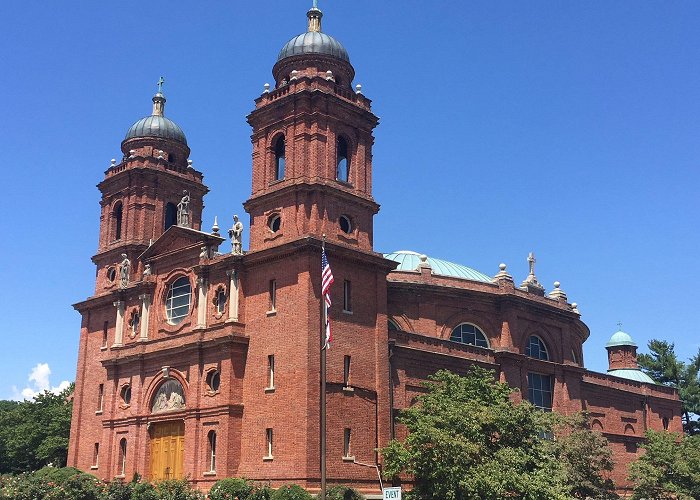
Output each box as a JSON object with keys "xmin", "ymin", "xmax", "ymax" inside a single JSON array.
[{"xmin": 0, "ymin": 1, "xmax": 698, "ymax": 399}]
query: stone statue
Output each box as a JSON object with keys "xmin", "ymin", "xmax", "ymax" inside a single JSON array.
[
  {"xmin": 228, "ymin": 215, "xmax": 244, "ymax": 255},
  {"xmin": 177, "ymin": 190, "xmax": 190, "ymax": 227},
  {"xmin": 119, "ymin": 253, "xmax": 131, "ymax": 288}
]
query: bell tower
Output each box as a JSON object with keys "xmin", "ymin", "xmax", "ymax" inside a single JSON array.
[
  {"xmin": 244, "ymin": 3, "xmax": 379, "ymax": 253},
  {"xmin": 93, "ymin": 82, "xmax": 208, "ymax": 292}
]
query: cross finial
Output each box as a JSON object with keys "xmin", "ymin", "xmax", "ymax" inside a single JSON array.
[
  {"xmin": 157, "ymin": 76, "xmax": 165, "ymax": 94},
  {"xmin": 617, "ymin": 321, "xmax": 623, "ymax": 331},
  {"xmin": 527, "ymin": 252, "xmax": 536, "ymax": 276},
  {"xmin": 312, "ymin": 0, "xmax": 318, "ymax": 8}
]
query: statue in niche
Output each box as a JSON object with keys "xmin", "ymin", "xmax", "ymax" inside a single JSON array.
[
  {"xmin": 228, "ymin": 214, "xmax": 244, "ymax": 255},
  {"xmin": 177, "ymin": 190, "xmax": 191, "ymax": 228},
  {"xmin": 119, "ymin": 253, "xmax": 131, "ymax": 288}
]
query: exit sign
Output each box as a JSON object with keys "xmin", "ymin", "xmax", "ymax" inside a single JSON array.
[{"xmin": 383, "ymin": 487, "xmax": 401, "ymax": 500}]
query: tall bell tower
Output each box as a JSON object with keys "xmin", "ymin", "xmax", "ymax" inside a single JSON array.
[
  {"xmin": 244, "ymin": 3, "xmax": 379, "ymax": 252},
  {"xmin": 93, "ymin": 83, "xmax": 208, "ymax": 291}
]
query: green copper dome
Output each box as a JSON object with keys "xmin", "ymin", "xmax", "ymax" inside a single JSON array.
[
  {"xmin": 606, "ymin": 330, "xmax": 637, "ymax": 348},
  {"xmin": 607, "ymin": 369, "xmax": 655, "ymax": 384},
  {"xmin": 384, "ymin": 250, "xmax": 492, "ymax": 284}
]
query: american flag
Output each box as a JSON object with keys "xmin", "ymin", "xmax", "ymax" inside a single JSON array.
[{"xmin": 321, "ymin": 247, "xmax": 334, "ymax": 349}]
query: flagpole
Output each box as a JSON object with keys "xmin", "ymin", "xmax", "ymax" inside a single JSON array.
[{"xmin": 320, "ymin": 235, "xmax": 327, "ymax": 500}]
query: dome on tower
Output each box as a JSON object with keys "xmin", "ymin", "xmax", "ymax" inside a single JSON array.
[
  {"xmin": 605, "ymin": 329, "xmax": 637, "ymax": 348},
  {"xmin": 124, "ymin": 84, "xmax": 187, "ymax": 145},
  {"xmin": 277, "ymin": 4, "xmax": 350, "ymax": 63}
]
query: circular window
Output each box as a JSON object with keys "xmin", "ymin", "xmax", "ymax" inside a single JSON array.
[
  {"xmin": 206, "ymin": 370, "xmax": 221, "ymax": 392},
  {"xmin": 268, "ymin": 214, "xmax": 281, "ymax": 233},
  {"xmin": 339, "ymin": 215, "xmax": 352, "ymax": 234},
  {"xmin": 165, "ymin": 277, "xmax": 191, "ymax": 325},
  {"xmin": 107, "ymin": 267, "xmax": 116, "ymax": 282},
  {"xmin": 120, "ymin": 385, "xmax": 131, "ymax": 405}
]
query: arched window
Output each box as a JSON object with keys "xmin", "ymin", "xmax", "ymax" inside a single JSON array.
[
  {"xmin": 274, "ymin": 135, "xmax": 285, "ymax": 180},
  {"xmin": 336, "ymin": 136, "xmax": 349, "ymax": 182},
  {"xmin": 215, "ymin": 288, "xmax": 227, "ymax": 315},
  {"xmin": 207, "ymin": 430, "xmax": 217, "ymax": 472},
  {"xmin": 449, "ymin": 323, "xmax": 488, "ymax": 348},
  {"xmin": 113, "ymin": 202, "xmax": 123, "ymax": 241},
  {"xmin": 151, "ymin": 378, "xmax": 186, "ymax": 413},
  {"xmin": 525, "ymin": 335, "xmax": 549, "ymax": 361},
  {"xmin": 165, "ymin": 277, "xmax": 191, "ymax": 325},
  {"xmin": 164, "ymin": 202, "xmax": 177, "ymax": 230},
  {"xmin": 119, "ymin": 438, "xmax": 127, "ymax": 476}
]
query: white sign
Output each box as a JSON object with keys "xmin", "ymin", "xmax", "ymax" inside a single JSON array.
[{"xmin": 383, "ymin": 487, "xmax": 401, "ymax": 500}]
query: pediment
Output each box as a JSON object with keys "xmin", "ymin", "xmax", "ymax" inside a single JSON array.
[{"xmin": 139, "ymin": 226, "xmax": 225, "ymax": 261}]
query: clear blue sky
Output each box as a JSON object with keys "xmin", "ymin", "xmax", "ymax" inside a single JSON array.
[{"xmin": 0, "ymin": 1, "xmax": 698, "ymax": 399}]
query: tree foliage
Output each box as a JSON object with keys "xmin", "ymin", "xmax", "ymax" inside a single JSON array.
[
  {"xmin": 637, "ymin": 340, "xmax": 700, "ymax": 434},
  {"xmin": 381, "ymin": 366, "xmax": 617, "ymax": 500},
  {"xmin": 629, "ymin": 430, "xmax": 700, "ymax": 499},
  {"xmin": 0, "ymin": 384, "xmax": 74, "ymax": 473}
]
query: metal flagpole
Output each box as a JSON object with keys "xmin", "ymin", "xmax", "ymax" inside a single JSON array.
[{"xmin": 320, "ymin": 235, "xmax": 327, "ymax": 500}]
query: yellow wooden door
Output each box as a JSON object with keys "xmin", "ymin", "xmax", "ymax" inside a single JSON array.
[{"xmin": 150, "ymin": 421, "xmax": 185, "ymax": 480}]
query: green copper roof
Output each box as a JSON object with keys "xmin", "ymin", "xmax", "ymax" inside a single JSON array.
[
  {"xmin": 384, "ymin": 250, "xmax": 492, "ymax": 283},
  {"xmin": 606, "ymin": 330, "xmax": 637, "ymax": 348},
  {"xmin": 607, "ymin": 369, "xmax": 655, "ymax": 384}
]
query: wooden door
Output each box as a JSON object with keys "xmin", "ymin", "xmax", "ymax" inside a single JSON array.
[{"xmin": 149, "ymin": 421, "xmax": 185, "ymax": 480}]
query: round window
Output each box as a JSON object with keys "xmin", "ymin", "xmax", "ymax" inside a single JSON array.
[
  {"xmin": 206, "ymin": 370, "xmax": 221, "ymax": 392},
  {"xmin": 268, "ymin": 214, "xmax": 281, "ymax": 233},
  {"xmin": 165, "ymin": 277, "xmax": 191, "ymax": 325},
  {"xmin": 339, "ymin": 215, "xmax": 352, "ymax": 234},
  {"xmin": 107, "ymin": 267, "xmax": 116, "ymax": 282},
  {"xmin": 120, "ymin": 385, "xmax": 131, "ymax": 405}
]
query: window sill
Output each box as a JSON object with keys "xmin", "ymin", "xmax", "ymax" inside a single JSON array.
[
  {"xmin": 100, "ymin": 346, "xmax": 108, "ymax": 351},
  {"xmin": 266, "ymin": 310, "xmax": 277, "ymax": 317},
  {"xmin": 343, "ymin": 310, "xmax": 353, "ymax": 315},
  {"xmin": 95, "ymin": 410, "xmax": 103, "ymax": 415},
  {"xmin": 263, "ymin": 455, "xmax": 274, "ymax": 462},
  {"xmin": 342, "ymin": 386, "xmax": 354, "ymax": 394},
  {"xmin": 203, "ymin": 471, "xmax": 217, "ymax": 477},
  {"xmin": 264, "ymin": 387, "xmax": 276, "ymax": 394},
  {"xmin": 90, "ymin": 466, "xmax": 99, "ymax": 470},
  {"xmin": 115, "ymin": 475, "xmax": 125, "ymax": 479},
  {"xmin": 342, "ymin": 455, "xmax": 356, "ymax": 462}
]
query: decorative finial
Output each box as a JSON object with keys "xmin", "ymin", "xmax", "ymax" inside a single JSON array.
[
  {"xmin": 110, "ymin": 159, "xmax": 116, "ymax": 167},
  {"xmin": 571, "ymin": 302, "xmax": 580, "ymax": 314},
  {"xmin": 212, "ymin": 216, "xmax": 220, "ymax": 236},
  {"xmin": 326, "ymin": 70, "xmax": 334, "ymax": 81},
  {"xmin": 187, "ymin": 159, "xmax": 193, "ymax": 169},
  {"xmin": 493, "ymin": 263, "xmax": 513, "ymax": 283},
  {"xmin": 307, "ymin": 0, "xmax": 323, "ymax": 32},
  {"xmin": 548, "ymin": 281, "xmax": 567, "ymax": 301},
  {"xmin": 617, "ymin": 321, "xmax": 623, "ymax": 331},
  {"xmin": 520, "ymin": 252, "xmax": 545, "ymax": 295},
  {"xmin": 264, "ymin": 83, "xmax": 270, "ymax": 93},
  {"xmin": 152, "ymin": 77, "xmax": 166, "ymax": 117},
  {"xmin": 355, "ymin": 84, "xmax": 362, "ymax": 94}
]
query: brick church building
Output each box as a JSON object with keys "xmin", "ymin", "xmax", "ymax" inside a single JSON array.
[{"xmin": 67, "ymin": 3, "xmax": 682, "ymax": 495}]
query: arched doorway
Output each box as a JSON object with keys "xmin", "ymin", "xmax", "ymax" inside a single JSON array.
[
  {"xmin": 149, "ymin": 379, "xmax": 186, "ymax": 480},
  {"xmin": 150, "ymin": 421, "xmax": 185, "ymax": 480}
]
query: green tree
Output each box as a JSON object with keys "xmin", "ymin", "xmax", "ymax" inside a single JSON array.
[
  {"xmin": 382, "ymin": 366, "xmax": 616, "ymax": 500},
  {"xmin": 0, "ymin": 384, "xmax": 74, "ymax": 473},
  {"xmin": 637, "ymin": 340, "xmax": 700, "ymax": 434},
  {"xmin": 553, "ymin": 413, "xmax": 617, "ymax": 499},
  {"xmin": 629, "ymin": 430, "xmax": 700, "ymax": 499}
]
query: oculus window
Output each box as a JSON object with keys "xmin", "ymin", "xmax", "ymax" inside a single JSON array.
[{"xmin": 165, "ymin": 277, "xmax": 191, "ymax": 325}]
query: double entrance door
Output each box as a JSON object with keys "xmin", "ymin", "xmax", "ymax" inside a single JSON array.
[{"xmin": 149, "ymin": 421, "xmax": 185, "ymax": 480}]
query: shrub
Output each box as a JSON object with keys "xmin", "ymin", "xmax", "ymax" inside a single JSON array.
[
  {"xmin": 209, "ymin": 477, "xmax": 254, "ymax": 500},
  {"xmin": 249, "ymin": 485, "xmax": 274, "ymax": 500},
  {"xmin": 153, "ymin": 479, "xmax": 204, "ymax": 500},
  {"xmin": 103, "ymin": 475, "xmax": 157, "ymax": 500},
  {"xmin": 270, "ymin": 484, "xmax": 312, "ymax": 500},
  {"xmin": 45, "ymin": 472, "xmax": 104, "ymax": 500},
  {"xmin": 326, "ymin": 485, "xmax": 365, "ymax": 500}
]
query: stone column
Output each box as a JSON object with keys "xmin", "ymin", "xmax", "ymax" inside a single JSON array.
[
  {"xmin": 227, "ymin": 270, "xmax": 239, "ymax": 322},
  {"xmin": 113, "ymin": 300, "xmax": 125, "ymax": 347},
  {"xmin": 197, "ymin": 276, "xmax": 208, "ymax": 328},
  {"xmin": 139, "ymin": 294, "xmax": 151, "ymax": 341}
]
